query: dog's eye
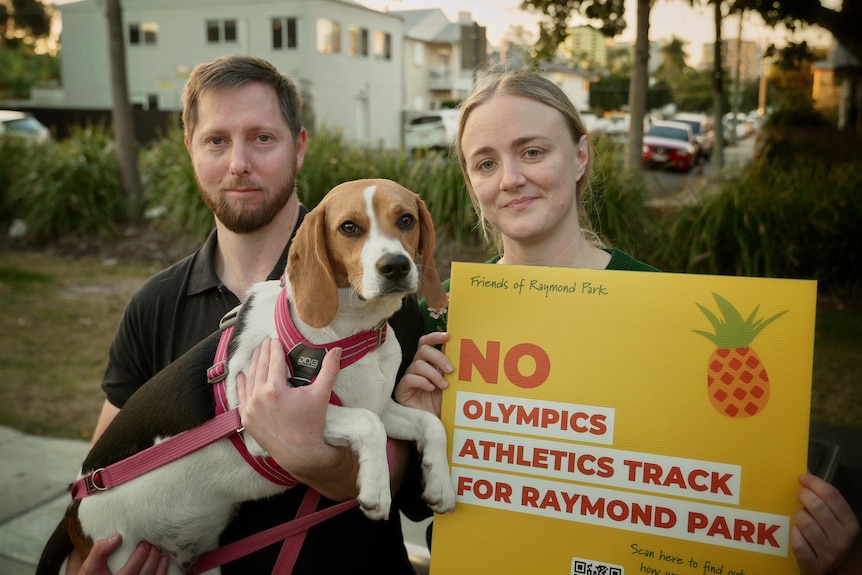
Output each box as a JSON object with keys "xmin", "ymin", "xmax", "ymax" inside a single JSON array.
[
  {"xmin": 339, "ymin": 221, "xmax": 361, "ymax": 236},
  {"xmin": 398, "ymin": 214, "xmax": 416, "ymax": 231}
]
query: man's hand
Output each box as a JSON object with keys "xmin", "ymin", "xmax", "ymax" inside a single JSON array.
[{"xmin": 236, "ymin": 339, "xmax": 359, "ymax": 499}]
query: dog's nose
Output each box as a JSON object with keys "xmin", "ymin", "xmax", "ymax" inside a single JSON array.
[{"xmin": 377, "ymin": 254, "xmax": 411, "ymax": 281}]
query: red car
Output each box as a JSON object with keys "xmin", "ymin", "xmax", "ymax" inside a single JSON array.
[{"xmin": 642, "ymin": 120, "xmax": 698, "ymax": 172}]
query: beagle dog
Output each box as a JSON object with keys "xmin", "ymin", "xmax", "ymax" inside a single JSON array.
[{"xmin": 37, "ymin": 179, "xmax": 455, "ymax": 575}]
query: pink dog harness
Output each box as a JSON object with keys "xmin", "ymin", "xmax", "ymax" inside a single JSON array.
[
  {"xmin": 70, "ymin": 286, "xmax": 391, "ymax": 573},
  {"xmin": 209, "ymin": 285, "xmax": 387, "ymax": 486}
]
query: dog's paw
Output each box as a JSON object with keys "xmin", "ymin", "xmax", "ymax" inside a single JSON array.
[
  {"xmin": 357, "ymin": 484, "xmax": 392, "ymax": 521},
  {"xmin": 422, "ymin": 473, "xmax": 456, "ymax": 514}
]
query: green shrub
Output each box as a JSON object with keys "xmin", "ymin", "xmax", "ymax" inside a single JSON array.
[
  {"xmin": 299, "ymin": 125, "xmax": 414, "ymax": 207},
  {"xmin": 0, "ymin": 137, "xmax": 41, "ymax": 227},
  {"xmin": 660, "ymin": 154, "xmax": 862, "ymax": 291},
  {"xmin": 7, "ymin": 124, "xmax": 121, "ymax": 240},
  {"xmin": 401, "ymin": 152, "xmax": 474, "ymax": 242},
  {"xmin": 138, "ymin": 124, "xmax": 210, "ymax": 238},
  {"xmin": 588, "ymin": 134, "xmax": 654, "ymax": 259},
  {"xmin": 299, "ymin": 126, "xmax": 475, "ymax": 241}
]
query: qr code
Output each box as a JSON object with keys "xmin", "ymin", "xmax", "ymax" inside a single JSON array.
[{"xmin": 571, "ymin": 556, "xmax": 624, "ymax": 575}]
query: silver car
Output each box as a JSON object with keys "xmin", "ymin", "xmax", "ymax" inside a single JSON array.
[{"xmin": 0, "ymin": 110, "xmax": 51, "ymax": 142}]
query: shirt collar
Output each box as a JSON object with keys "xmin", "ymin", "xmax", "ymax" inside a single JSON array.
[{"xmin": 187, "ymin": 204, "xmax": 309, "ymax": 297}]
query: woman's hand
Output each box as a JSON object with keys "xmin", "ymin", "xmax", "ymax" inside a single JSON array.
[
  {"xmin": 395, "ymin": 332, "xmax": 452, "ymax": 417},
  {"xmin": 792, "ymin": 473, "xmax": 860, "ymax": 575},
  {"xmin": 75, "ymin": 536, "xmax": 169, "ymax": 575}
]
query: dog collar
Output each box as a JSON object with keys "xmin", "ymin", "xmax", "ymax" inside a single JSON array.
[{"xmin": 274, "ymin": 285, "xmax": 387, "ymax": 386}]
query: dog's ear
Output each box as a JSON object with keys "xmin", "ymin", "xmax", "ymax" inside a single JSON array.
[
  {"xmin": 415, "ymin": 196, "xmax": 448, "ymax": 310},
  {"xmin": 287, "ymin": 206, "xmax": 339, "ymax": 328}
]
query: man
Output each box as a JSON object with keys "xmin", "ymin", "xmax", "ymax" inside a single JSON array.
[{"xmin": 72, "ymin": 54, "xmax": 426, "ymax": 574}]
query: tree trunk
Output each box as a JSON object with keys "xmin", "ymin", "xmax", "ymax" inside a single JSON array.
[
  {"xmin": 711, "ymin": 1, "xmax": 724, "ymax": 175},
  {"xmin": 624, "ymin": 0, "xmax": 651, "ymax": 172},
  {"xmin": 106, "ymin": 0, "xmax": 141, "ymax": 222}
]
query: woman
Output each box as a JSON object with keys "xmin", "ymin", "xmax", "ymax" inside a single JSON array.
[{"xmin": 396, "ymin": 68, "xmax": 859, "ymax": 575}]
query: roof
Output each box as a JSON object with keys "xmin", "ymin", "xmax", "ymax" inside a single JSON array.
[{"xmin": 391, "ymin": 8, "xmax": 467, "ymax": 43}]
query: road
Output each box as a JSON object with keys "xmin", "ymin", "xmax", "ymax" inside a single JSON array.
[{"xmin": 642, "ymin": 135, "xmax": 756, "ymax": 201}]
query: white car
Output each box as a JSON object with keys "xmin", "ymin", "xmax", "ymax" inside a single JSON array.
[
  {"xmin": 0, "ymin": 110, "xmax": 50, "ymax": 142},
  {"xmin": 405, "ymin": 109, "xmax": 459, "ymax": 155}
]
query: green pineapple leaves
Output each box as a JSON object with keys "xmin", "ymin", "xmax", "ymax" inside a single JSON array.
[{"xmin": 693, "ymin": 293, "xmax": 788, "ymax": 349}]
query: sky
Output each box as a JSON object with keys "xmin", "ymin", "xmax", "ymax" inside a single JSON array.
[{"xmin": 357, "ymin": 0, "xmax": 834, "ymax": 67}]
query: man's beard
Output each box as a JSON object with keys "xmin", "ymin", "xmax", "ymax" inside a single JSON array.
[{"xmin": 199, "ymin": 160, "xmax": 297, "ymax": 234}]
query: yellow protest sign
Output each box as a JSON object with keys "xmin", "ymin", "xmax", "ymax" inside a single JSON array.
[{"xmin": 430, "ymin": 262, "xmax": 817, "ymax": 574}]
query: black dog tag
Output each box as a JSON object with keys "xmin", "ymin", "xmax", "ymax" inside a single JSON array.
[{"xmin": 287, "ymin": 344, "xmax": 328, "ymax": 387}]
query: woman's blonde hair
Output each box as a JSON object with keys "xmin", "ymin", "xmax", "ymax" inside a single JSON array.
[{"xmin": 455, "ymin": 68, "xmax": 600, "ymax": 254}]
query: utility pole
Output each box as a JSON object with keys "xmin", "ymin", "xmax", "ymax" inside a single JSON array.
[
  {"xmin": 730, "ymin": 14, "xmax": 743, "ymax": 147},
  {"xmin": 712, "ymin": 1, "xmax": 724, "ymax": 175},
  {"xmin": 757, "ymin": 41, "xmax": 768, "ymax": 115}
]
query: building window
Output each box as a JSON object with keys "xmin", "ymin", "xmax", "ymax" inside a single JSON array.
[
  {"xmin": 348, "ymin": 25, "xmax": 368, "ymax": 57},
  {"xmin": 129, "ymin": 22, "xmax": 158, "ymax": 46},
  {"xmin": 272, "ymin": 17, "xmax": 298, "ymax": 50},
  {"xmin": 316, "ymin": 18, "xmax": 341, "ymax": 54},
  {"xmin": 207, "ymin": 19, "xmax": 238, "ymax": 44},
  {"xmin": 373, "ymin": 30, "xmax": 391, "ymax": 61}
]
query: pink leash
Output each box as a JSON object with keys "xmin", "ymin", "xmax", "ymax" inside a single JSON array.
[
  {"xmin": 70, "ymin": 409, "xmax": 243, "ymax": 499},
  {"xmin": 189, "ymin": 490, "xmax": 359, "ymax": 574},
  {"xmin": 72, "ymin": 293, "xmax": 389, "ymax": 573}
]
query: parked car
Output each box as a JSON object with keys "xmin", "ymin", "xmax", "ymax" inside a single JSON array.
[
  {"xmin": 405, "ymin": 109, "xmax": 459, "ymax": 155},
  {"xmin": 722, "ymin": 112, "xmax": 752, "ymax": 142},
  {"xmin": 0, "ymin": 110, "xmax": 50, "ymax": 142},
  {"xmin": 670, "ymin": 112, "xmax": 713, "ymax": 161},
  {"xmin": 642, "ymin": 120, "xmax": 698, "ymax": 172}
]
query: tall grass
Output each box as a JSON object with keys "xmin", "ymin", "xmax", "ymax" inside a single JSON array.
[
  {"xmin": 139, "ymin": 123, "xmax": 210, "ymax": 238},
  {"xmin": 656, "ymin": 154, "xmax": 862, "ymax": 292},
  {"xmin": 138, "ymin": 125, "xmax": 473, "ymax": 241},
  {"xmin": 298, "ymin": 126, "xmax": 473, "ymax": 241},
  {"xmin": 4, "ymin": 124, "xmax": 121, "ymax": 240},
  {"xmin": 587, "ymin": 134, "xmax": 653, "ymax": 260},
  {"xmin": 5, "ymin": 124, "xmax": 860, "ymax": 297}
]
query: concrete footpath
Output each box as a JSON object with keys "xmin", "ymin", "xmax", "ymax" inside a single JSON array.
[
  {"xmin": 2, "ymin": 423, "xmax": 860, "ymax": 574},
  {"xmin": 0, "ymin": 425, "xmax": 431, "ymax": 574}
]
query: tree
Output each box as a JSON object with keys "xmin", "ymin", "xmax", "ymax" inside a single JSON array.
[
  {"xmin": 625, "ymin": 0, "xmax": 651, "ymax": 170},
  {"xmin": 731, "ymin": 0, "xmax": 861, "ymax": 65},
  {"xmin": 522, "ymin": 0, "xmax": 627, "ymax": 62},
  {"xmin": 105, "ymin": 0, "xmax": 141, "ymax": 222},
  {"xmin": 522, "ymin": 0, "xmax": 651, "ymax": 171},
  {"xmin": 737, "ymin": 0, "xmax": 862, "ymax": 134},
  {"xmin": 0, "ymin": 0, "xmax": 52, "ymax": 47},
  {"xmin": 711, "ymin": 0, "xmax": 725, "ymax": 173},
  {"xmin": 657, "ymin": 36, "xmax": 690, "ymax": 77}
]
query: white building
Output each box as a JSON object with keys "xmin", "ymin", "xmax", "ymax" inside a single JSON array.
[
  {"xmin": 56, "ymin": 0, "xmax": 404, "ymax": 147},
  {"xmin": 394, "ymin": 9, "xmax": 487, "ymax": 112}
]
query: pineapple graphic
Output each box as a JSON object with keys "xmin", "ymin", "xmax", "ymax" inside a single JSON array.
[{"xmin": 693, "ymin": 293, "xmax": 788, "ymax": 418}]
